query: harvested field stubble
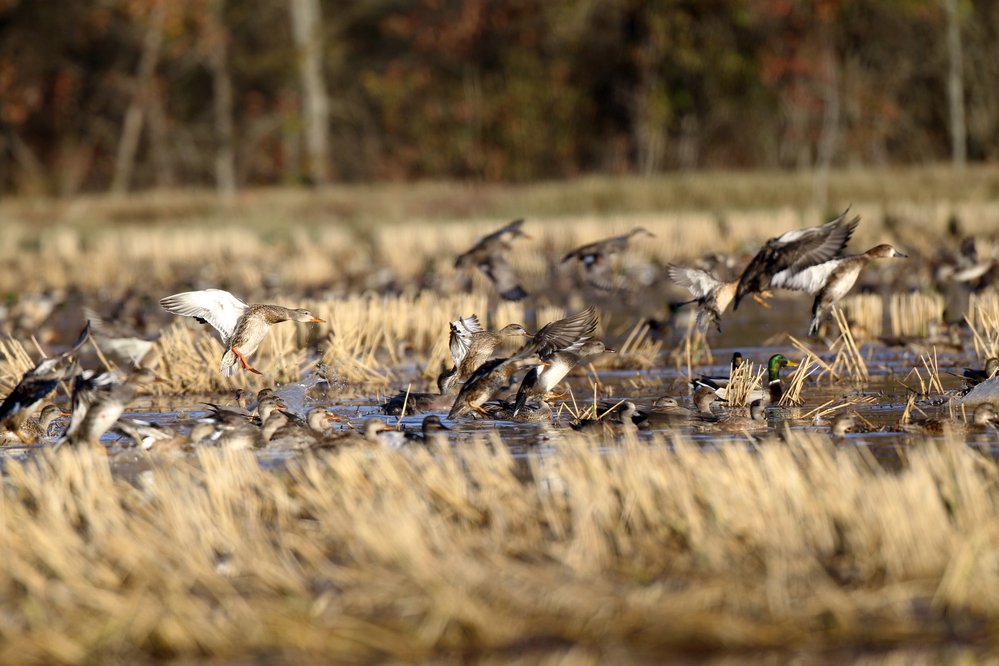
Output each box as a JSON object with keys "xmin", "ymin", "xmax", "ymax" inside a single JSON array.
[{"xmin": 1, "ymin": 435, "xmax": 998, "ymax": 662}]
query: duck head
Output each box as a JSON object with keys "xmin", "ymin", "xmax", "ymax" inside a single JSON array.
[
  {"xmin": 289, "ymin": 308, "xmax": 326, "ymax": 324},
  {"xmin": 865, "ymin": 244, "xmax": 907, "ymax": 259},
  {"xmin": 767, "ymin": 353, "xmax": 798, "ymax": 381}
]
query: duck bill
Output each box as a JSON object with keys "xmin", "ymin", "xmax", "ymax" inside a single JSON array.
[
  {"xmin": 603, "ymin": 347, "xmax": 617, "ymax": 353},
  {"xmin": 785, "ymin": 360, "xmax": 799, "ymax": 367},
  {"xmin": 310, "ymin": 316, "xmax": 326, "ymax": 323}
]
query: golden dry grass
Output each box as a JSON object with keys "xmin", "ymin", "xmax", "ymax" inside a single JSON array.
[{"xmin": 2, "ymin": 433, "xmax": 999, "ymax": 662}]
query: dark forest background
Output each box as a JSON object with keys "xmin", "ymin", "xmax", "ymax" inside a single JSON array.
[{"xmin": 0, "ymin": 0, "xmax": 994, "ymax": 196}]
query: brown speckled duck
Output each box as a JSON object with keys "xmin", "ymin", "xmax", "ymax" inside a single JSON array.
[{"xmin": 160, "ymin": 289, "xmax": 325, "ymax": 376}]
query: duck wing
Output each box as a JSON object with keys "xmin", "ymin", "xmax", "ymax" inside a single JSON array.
[
  {"xmin": 449, "ymin": 315, "xmax": 483, "ymax": 366},
  {"xmin": 667, "ymin": 264, "xmax": 722, "ymax": 299},
  {"xmin": 771, "ymin": 258, "xmax": 844, "ymax": 294},
  {"xmin": 734, "ymin": 209, "xmax": 859, "ymax": 307},
  {"xmin": 160, "ymin": 289, "xmax": 249, "ymax": 342},
  {"xmin": 518, "ymin": 307, "xmax": 598, "ymax": 359}
]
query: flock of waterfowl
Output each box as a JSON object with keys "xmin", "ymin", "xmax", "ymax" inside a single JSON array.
[{"xmin": 0, "ymin": 208, "xmax": 997, "ymax": 455}]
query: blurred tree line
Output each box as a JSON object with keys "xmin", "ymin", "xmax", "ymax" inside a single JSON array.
[{"xmin": 0, "ymin": 0, "xmax": 995, "ymax": 195}]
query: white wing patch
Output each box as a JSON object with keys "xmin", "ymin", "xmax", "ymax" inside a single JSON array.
[
  {"xmin": 771, "ymin": 260, "xmax": 842, "ymax": 294},
  {"xmin": 159, "ymin": 289, "xmax": 249, "ymax": 343}
]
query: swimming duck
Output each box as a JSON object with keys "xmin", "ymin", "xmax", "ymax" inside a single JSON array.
[
  {"xmin": 900, "ymin": 403, "xmax": 998, "ymax": 435},
  {"xmin": 734, "ymin": 209, "xmax": 860, "ymax": 309},
  {"xmin": 266, "ymin": 408, "xmax": 338, "ymax": 446},
  {"xmin": 769, "ymin": 244, "xmax": 907, "ymax": 335},
  {"xmin": 60, "ymin": 367, "xmax": 159, "ymax": 447},
  {"xmin": 512, "ymin": 340, "xmax": 613, "ymax": 416},
  {"xmin": 0, "ymin": 323, "xmax": 88, "ymax": 444},
  {"xmin": 647, "ymin": 388, "xmax": 723, "ymax": 426},
  {"xmin": 570, "ymin": 400, "xmax": 642, "ymax": 435},
  {"xmin": 666, "ymin": 265, "xmax": 739, "ymax": 332},
  {"xmin": 691, "ymin": 352, "xmax": 743, "ymax": 394},
  {"xmin": 403, "ymin": 415, "xmax": 451, "ymax": 445},
  {"xmin": 159, "ymin": 289, "xmax": 325, "ymax": 376},
  {"xmin": 829, "ymin": 412, "xmax": 856, "ymax": 438},
  {"xmin": 765, "ymin": 353, "xmax": 798, "ymax": 403},
  {"xmin": 561, "ymin": 228, "xmax": 655, "ymax": 290},
  {"xmin": 696, "ymin": 398, "xmax": 768, "ymax": 434},
  {"xmin": 454, "ymin": 219, "xmax": 530, "ymax": 301},
  {"xmin": 955, "ymin": 358, "xmax": 999, "ymax": 387},
  {"xmin": 481, "ymin": 399, "xmax": 554, "ymax": 423},
  {"xmin": 439, "ymin": 315, "xmax": 531, "ymax": 394}
]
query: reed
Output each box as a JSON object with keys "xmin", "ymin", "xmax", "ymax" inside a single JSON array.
[
  {"xmin": 967, "ymin": 291, "xmax": 999, "ymax": 361},
  {"xmin": 839, "ymin": 293, "xmax": 884, "ymax": 339},
  {"xmin": 889, "ymin": 293, "xmax": 944, "ymax": 338},
  {"xmin": 2, "ymin": 432, "xmax": 999, "ymax": 661},
  {"xmin": 720, "ymin": 359, "xmax": 764, "ymax": 408},
  {"xmin": 0, "ymin": 336, "xmax": 36, "ymax": 393},
  {"xmin": 606, "ymin": 319, "xmax": 662, "ymax": 369},
  {"xmin": 778, "ymin": 353, "xmax": 817, "ymax": 407},
  {"xmin": 828, "ymin": 308, "xmax": 870, "ymax": 383}
]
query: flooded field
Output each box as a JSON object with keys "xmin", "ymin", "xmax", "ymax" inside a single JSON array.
[{"xmin": 2, "ymin": 190, "xmax": 999, "ymax": 663}]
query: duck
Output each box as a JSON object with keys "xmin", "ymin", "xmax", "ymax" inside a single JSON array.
[
  {"xmin": 769, "ymin": 244, "xmax": 907, "ymax": 335},
  {"xmin": 561, "ymin": 228, "xmax": 655, "ymax": 290},
  {"xmin": 691, "ymin": 352, "xmax": 743, "ymax": 394},
  {"xmin": 647, "ymin": 388, "xmax": 723, "ymax": 426},
  {"xmin": 315, "ymin": 417, "xmax": 407, "ymax": 449},
  {"xmin": 481, "ymin": 399, "xmax": 554, "ymax": 423},
  {"xmin": 570, "ymin": 400, "xmax": 642, "ymax": 435},
  {"xmin": 764, "ymin": 353, "xmax": 798, "ymax": 404},
  {"xmin": 159, "ymin": 289, "xmax": 325, "ymax": 376},
  {"xmin": 266, "ymin": 408, "xmax": 338, "ymax": 447},
  {"xmin": 900, "ymin": 403, "xmax": 998, "ymax": 435},
  {"xmin": 438, "ymin": 314, "xmax": 531, "ymax": 393},
  {"xmin": 453, "ymin": 219, "xmax": 530, "ymax": 301},
  {"xmin": 829, "ymin": 412, "xmax": 856, "ymax": 438},
  {"xmin": 0, "ymin": 323, "xmax": 88, "ymax": 444},
  {"xmin": 0, "ymin": 404, "xmax": 68, "ymax": 445},
  {"xmin": 403, "ymin": 415, "xmax": 451, "ymax": 445},
  {"xmin": 446, "ymin": 356, "xmax": 534, "ymax": 419},
  {"xmin": 696, "ymin": 398, "xmax": 768, "ymax": 434},
  {"xmin": 733, "ymin": 209, "xmax": 860, "ymax": 309},
  {"xmin": 447, "ymin": 307, "xmax": 600, "ymax": 420},
  {"xmin": 954, "ymin": 357, "xmax": 999, "ymax": 387},
  {"xmin": 59, "ymin": 367, "xmax": 159, "ymax": 447},
  {"xmin": 511, "ymin": 340, "xmax": 613, "ymax": 416},
  {"xmin": 666, "ymin": 265, "xmax": 739, "ymax": 332}
]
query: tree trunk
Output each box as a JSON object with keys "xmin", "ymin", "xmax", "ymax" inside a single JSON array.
[
  {"xmin": 209, "ymin": 0, "xmax": 237, "ymax": 200},
  {"xmin": 110, "ymin": 4, "xmax": 165, "ymax": 196},
  {"xmin": 944, "ymin": 0, "xmax": 966, "ymax": 168},
  {"xmin": 288, "ymin": 0, "xmax": 331, "ymax": 185}
]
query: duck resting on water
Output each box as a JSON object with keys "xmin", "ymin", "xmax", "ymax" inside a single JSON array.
[{"xmin": 160, "ymin": 289, "xmax": 325, "ymax": 376}]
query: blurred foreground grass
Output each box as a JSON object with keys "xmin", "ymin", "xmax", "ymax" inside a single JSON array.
[{"xmin": 2, "ymin": 433, "xmax": 998, "ymax": 663}]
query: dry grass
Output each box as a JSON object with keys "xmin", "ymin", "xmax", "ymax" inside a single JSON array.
[
  {"xmin": 2, "ymin": 434, "xmax": 999, "ymax": 661},
  {"xmin": 889, "ymin": 293, "xmax": 945, "ymax": 339},
  {"xmin": 968, "ymin": 291, "xmax": 999, "ymax": 361}
]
